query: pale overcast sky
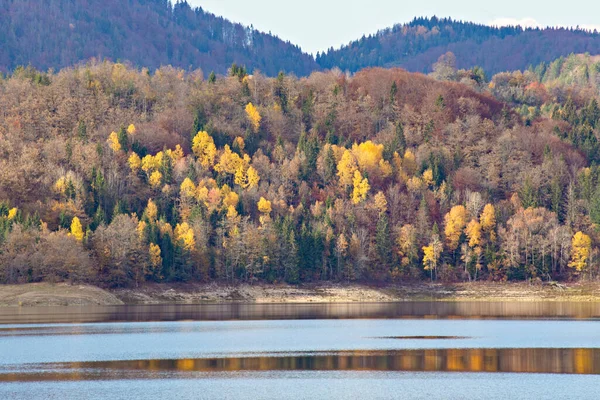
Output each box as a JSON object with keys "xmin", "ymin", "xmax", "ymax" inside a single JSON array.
[{"xmin": 188, "ymin": 0, "xmax": 600, "ymax": 54}]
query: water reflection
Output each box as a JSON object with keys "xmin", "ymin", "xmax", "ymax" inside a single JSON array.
[
  {"xmin": 2, "ymin": 302, "xmax": 600, "ymax": 324},
  {"xmin": 372, "ymin": 336, "xmax": 471, "ymax": 340},
  {"xmin": 2, "ymin": 348, "xmax": 599, "ymax": 382}
]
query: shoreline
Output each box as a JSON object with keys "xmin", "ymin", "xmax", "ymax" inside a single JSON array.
[{"xmin": 2, "ymin": 282, "xmax": 600, "ymax": 307}]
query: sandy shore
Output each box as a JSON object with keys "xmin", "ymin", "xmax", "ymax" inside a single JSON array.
[{"xmin": 2, "ymin": 281, "xmax": 600, "ymax": 306}]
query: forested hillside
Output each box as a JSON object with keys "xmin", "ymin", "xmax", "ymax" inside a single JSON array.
[
  {"xmin": 1, "ymin": 61, "xmax": 599, "ymax": 287},
  {"xmin": 0, "ymin": 0, "xmax": 317, "ymax": 76},
  {"xmin": 5, "ymin": 3, "xmax": 600, "ymax": 81},
  {"xmin": 317, "ymin": 17, "xmax": 600, "ymax": 75}
]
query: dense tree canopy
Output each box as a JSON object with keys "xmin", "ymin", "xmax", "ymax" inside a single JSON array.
[
  {"xmin": 317, "ymin": 17, "xmax": 600, "ymax": 76},
  {"xmin": 0, "ymin": 0, "xmax": 317, "ymax": 76},
  {"xmin": 1, "ymin": 60, "xmax": 600, "ymax": 287}
]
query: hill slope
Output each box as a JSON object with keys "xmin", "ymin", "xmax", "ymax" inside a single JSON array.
[
  {"xmin": 0, "ymin": 62, "xmax": 593, "ymax": 287},
  {"xmin": 317, "ymin": 17, "xmax": 600, "ymax": 76},
  {"xmin": 0, "ymin": 0, "xmax": 317, "ymax": 76}
]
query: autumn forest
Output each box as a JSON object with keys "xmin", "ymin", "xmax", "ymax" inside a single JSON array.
[{"xmin": 2, "ymin": 48, "xmax": 600, "ymax": 289}]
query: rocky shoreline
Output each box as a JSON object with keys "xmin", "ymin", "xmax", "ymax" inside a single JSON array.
[{"xmin": 2, "ymin": 281, "xmax": 600, "ymax": 307}]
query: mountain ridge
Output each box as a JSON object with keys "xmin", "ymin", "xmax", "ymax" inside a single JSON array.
[
  {"xmin": 0, "ymin": 0, "xmax": 317, "ymax": 76},
  {"xmin": 4, "ymin": 3, "xmax": 600, "ymax": 77},
  {"xmin": 317, "ymin": 17, "xmax": 600, "ymax": 75}
]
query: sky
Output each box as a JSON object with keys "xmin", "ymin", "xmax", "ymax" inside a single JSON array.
[{"xmin": 188, "ymin": 0, "xmax": 600, "ymax": 55}]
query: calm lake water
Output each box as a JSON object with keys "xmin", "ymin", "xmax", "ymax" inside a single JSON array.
[{"xmin": 1, "ymin": 302, "xmax": 600, "ymax": 399}]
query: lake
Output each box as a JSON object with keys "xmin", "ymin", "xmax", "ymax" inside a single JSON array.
[{"xmin": 1, "ymin": 302, "xmax": 600, "ymax": 399}]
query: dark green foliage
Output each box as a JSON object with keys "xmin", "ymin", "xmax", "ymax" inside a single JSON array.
[
  {"xmin": 117, "ymin": 127, "xmax": 129, "ymax": 152},
  {"xmin": 324, "ymin": 146, "xmax": 337, "ymax": 182},
  {"xmin": 384, "ymin": 122, "xmax": 406, "ymax": 161},
  {"xmin": 375, "ymin": 214, "xmax": 392, "ymax": 269},
  {"xmin": 550, "ymin": 177, "xmax": 564, "ymax": 222},
  {"xmin": 192, "ymin": 107, "xmax": 207, "ymax": 139},
  {"xmin": 317, "ymin": 17, "xmax": 600, "ymax": 76},
  {"xmin": 278, "ymin": 217, "xmax": 299, "ymax": 283},
  {"xmin": 274, "ymin": 72, "xmax": 288, "ymax": 113},
  {"xmin": 1, "ymin": 1, "xmax": 317, "ymax": 77},
  {"xmin": 77, "ymin": 120, "xmax": 87, "ymax": 142},
  {"xmin": 520, "ymin": 177, "xmax": 538, "ymax": 209},
  {"xmin": 390, "ymin": 81, "xmax": 398, "ymax": 103},
  {"xmin": 590, "ymin": 183, "xmax": 600, "ymax": 227},
  {"xmin": 230, "ymin": 63, "xmax": 248, "ymax": 81},
  {"xmin": 208, "ymin": 71, "xmax": 216, "ymax": 84}
]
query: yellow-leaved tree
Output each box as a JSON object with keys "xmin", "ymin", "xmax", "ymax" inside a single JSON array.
[
  {"xmin": 402, "ymin": 150, "xmax": 417, "ymax": 175},
  {"xmin": 352, "ymin": 170, "xmax": 370, "ymax": 204},
  {"xmin": 480, "ymin": 203, "xmax": 496, "ymax": 242},
  {"xmin": 245, "ymin": 166, "xmax": 261, "ymax": 189},
  {"xmin": 351, "ymin": 141, "xmax": 390, "ymax": 178},
  {"xmin": 397, "ymin": 224, "xmax": 417, "ymax": 267},
  {"xmin": 464, "ymin": 219, "xmax": 483, "ymax": 280},
  {"xmin": 222, "ymin": 190, "xmax": 240, "ymax": 209},
  {"xmin": 373, "ymin": 191, "xmax": 388, "ymax": 214},
  {"xmin": 148, "ymin": 243, "xmax": 162, "ymax": 270},
  {"xmin": 149, "ymin": 171, "xmax": 163, "ymax": 188},
  {"xmin": 422, "ymin": 234, "xmax": 443, "ymax": 280},
  {"xmin": 180, "ymin": 177, "xmax": 197, "ymax": 199},
  {"xmin": 257, "ymin": 197, "xmax": 272, "ymax": 214},
  {"xmin": 137, "ymin": 220, "xmax": 148, "ymax": 240},
  {"xmin": 127, "ymin": 124, "xmax": 136, "ymax": 135},
  {"xmin": 233, "ymin": 156, "xmax": 260, "ymax": 189},
  {"xmin": 215, "ymin": 145, "xmax": 243, "ymax": 175},
  {"xmin": 7, "ymin": 207, "xmax": 18, "ymax": 221},
  {"xmin": 70, "ymin": 216, "xmax": 84, "ymax": 242},
  {"xmin": 128, "ymin": 153, "xmax": 142, "ymax": 173},
  {"xmin": 141, "ymin": 152, "xmax": 163, "ymax": 174},
  {"xmin": 145, "ymin": 199, "xmax": 158, "ymax": 222},
  {"xmin": 444, "ymin": 205, "xmax": 468, "ymax": 251},
  {"xmin": 245, "ymin": 102, "xmax": 261, "ymax": 132},
  {"xmin": 107, "ymin": 131, "xmax": 121, "ymax": 152},
  {"xmin": 192, "ymin": 131, "xmax": 217, "ymax": 168},
  {"xmin": 174, "ymin": 222, "xmax": 195, "ymax": 251},
  {"xmin": 166, "ymin": 144, "xmax": 184, "ymax": 162},
  {"xmin": 569, "ymin": 231, "xmax": 592, "ymax": 272},
  {"xmin": 465, "ymin": 219, "xmax": 482, "ymax": 248},
  {"xmin": 423, "ymin": 168, "xmax": 434, "ymax": 187},
  {"xmin": 337, "ymin": 150, "xmax": 358, "ymax": 188}
]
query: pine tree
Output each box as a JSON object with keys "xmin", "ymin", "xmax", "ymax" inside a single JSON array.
[
  {"xmin": 208, "ymin": 71, "xmax": 216, "ymax": 84},
  {"xmin": 375, "ymin": 213, "xmax": 392, "ymax": 269},
  {"xmin": 274, "ymin": 72, "xmax": 288, "ymax": 113},
  {"xmin": 117, "ymin": 127, "xmax": 129, "ymax": 152},
  {"xmin": 77, "ymin": 120, "xmax": 87, "ymax": 142},
  {"xmin": 390, "ymin": 81, "xmax": 398, "ymax": 103},
  {"xmin": 191, "ymin": 107, "xmax": 207, "ymax": 140},
  {"xmin": 589, "ymin": 183, "xmax": 600, "ymax": 226},
  {"xmin": 324, "ymin": 146, "xmax": 337, "ymax": 182}
]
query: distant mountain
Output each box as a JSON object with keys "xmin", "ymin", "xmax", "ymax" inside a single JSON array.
[
  {"xmin": 316, "ymin": 17, "xmax": 600, "ymax": 76},
  {"xmin": 5, "ymin": 4, "xmax": 600, "ymax": 80},
  {"xmin": 0, "ymin": 0, "xmax": 317, "ymax": 76}
]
